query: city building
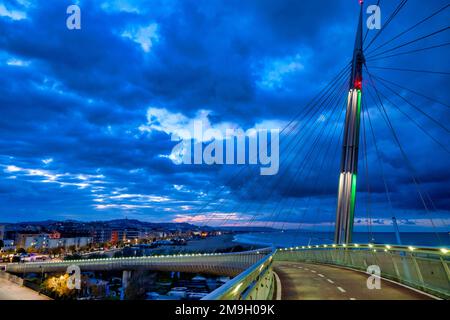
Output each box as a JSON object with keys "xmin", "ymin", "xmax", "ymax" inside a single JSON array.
[
  {"xmin": 15, "ymin": 232, "xmax": 93, "ymax": 250},
  {"xmin": 0, "ymin": 239, "xmax": 15, "ymax": 252}
]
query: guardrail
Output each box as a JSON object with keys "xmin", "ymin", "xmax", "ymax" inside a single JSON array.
[
  {"xmin": 5, "ymin": 248, "xmax": 273, "ymax": 278},
  {"xmin": 202, "ymin": 248, "xmax": 276, "ymax": 300},
  {"xmin": 275, "ymin": 243, "xmax": 450, "ymax": 299}
]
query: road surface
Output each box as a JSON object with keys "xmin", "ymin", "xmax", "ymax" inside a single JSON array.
[
  {"xmin": 0, "ymin": 277, "xmax": 51, "ymax": 300},
  {"xmin": 274, "ymin": 261, "xmax": 434, "ymax": 300}
]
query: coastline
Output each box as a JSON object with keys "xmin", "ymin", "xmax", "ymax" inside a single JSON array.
[{"xmin": 149, "ymin": 234, "xmax": 265, "ymax": 254}]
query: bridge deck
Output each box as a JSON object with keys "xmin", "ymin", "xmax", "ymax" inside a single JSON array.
[{"xmin": 274, "ymin": 261, "xmax": 435, "ymax": 300}]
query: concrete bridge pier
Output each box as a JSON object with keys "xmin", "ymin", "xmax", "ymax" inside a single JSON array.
[{"xmin": 120, "ymin": 270, "xmax": 132, "ymax": 300}]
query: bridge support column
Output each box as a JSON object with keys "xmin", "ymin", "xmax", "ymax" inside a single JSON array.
[
  {"xmin": 335, "ymin": 89, "xmax": 361, "ymax": 244},
  {"xmin": 334, "ymin": 1, "xmax": 364, "ymax": 244},
  {"xmin": 120, "ymin": 270, "xmax": 132, "ymax": 300}
]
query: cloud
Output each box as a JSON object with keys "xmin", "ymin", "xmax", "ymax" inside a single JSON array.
[
  {"xmin": 0, "ymin": 0, "xmax": 448, "ymax": 232},
  {"xmin": 0, "ymin": 3, "xmax": 27, "ymax": 21},
  {"xmin": 42, "ymin": 158, "xmax": 53, "ymax": 165},
  {"xmin": 2, "ymin": 163, "xmax": 105, "ymax": 190},
  {"xmin": 139, "ymin": 106, "xmax": 286, "ymax": 165},
  {"xmin": 257, "ymin": 54, "xmax": 307, "ymax": 89},
  {"xmin": 6, "ymin": 57, "xmax": 30, "ymax": 66},
  {"xmin": 121, "ymin": 23, "xmax": 159, "ymax": 52},
  {"xmin": 172, "ymin": 212, "xmax": 250, "ymax": 225},
  {"xmin": 139, "ymin": 107, "xmax": 286, "ymax": 140}
]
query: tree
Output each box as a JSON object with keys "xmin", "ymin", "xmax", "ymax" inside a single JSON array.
[
  {"xmin": 42, "ymin": 274, "xmax": 76, "ymax": 299},
  {"xmin": 49, "ymin": 247, "xmax": 63, "ymax": 256},
  {"xmin": 124, "ymin": 271, "xmax": 157, "ymax": 300}
]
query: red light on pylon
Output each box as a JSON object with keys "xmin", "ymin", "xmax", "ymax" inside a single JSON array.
[{"xmin": 354, "ymin": 79, "xmax": 362, "ymax": 90}]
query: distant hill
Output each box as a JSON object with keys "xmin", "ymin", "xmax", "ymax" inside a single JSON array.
[
  {"xmin": 1, "ymin": 218, "xmax": 201, "ymax": 232},
  {"xmin": 0, "ymin": 219, "xmax": 278, "ymax": 233}
]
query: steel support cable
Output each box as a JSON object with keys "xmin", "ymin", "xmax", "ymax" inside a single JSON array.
[
  {"xmin": 301, "ymin": 103, "xmax": 347, "ymax": 243},
  {"xmin": 208, "ymin": 94, "xmax": 343, "ymax": 252},
  {"xmin": 369, "ymin": 74, "xmax": 450, "ymax": 108},
  {"xmin": 279, "ymin": 62, "xmax": 351, "ymax": 136},
  {"xmin": 271, "ymin": 89, "xmax": 347, "ymax": 232},
  {"xmin": 364, "ymin": 93, "xmax": 401, "ymax": 243},
  {"xmin": 276, "ymin": 94, "xmax": 347, "ymax": 242},
  {"xmin": 185, "ymin": 69, "xmax": 345, "ymax": 229},
  {"xmin": 369, "ymin": 66, "xmax": 450, "ymax": 75},
  {"xmin": 367, "ymin": 4, "xmax": 450, "ymax": 56},
  {"xmin": 173, "ymin": 68, "xmax": 347, "ymax": 253},
  {"xmin": 285, "ymin": 81, "xmax": 356, "ymax": 240},
  {"xmin": 256, "ymin": 86, "xmax": 349, "ymax": 230},
  {"xmin": 325, "ymin": 116, "xmax": 348, "ymax": 240},
  {"xmin": 199, "ymin": 94, "xmax": 346, "ymax": 242},
  {"xmin": 367, "ymin": 26, "xmax": 450, "ymax": 59},
  {"xmin": 372, "ymin": 85, "xmax": 450, "ymax": 154},
  {"xmin": 225, "ymin": 80, "xmax": 350, "ymax": 232},
  {"xmin": 366, "ymin": 42, "xmax": 450, "ymax": 62},
  {"xmin": 203, "ymin": 70, "xmax": 351, "ymax": 231},
  {"xmin": 291, "ymin": 112, "xmax": 345, "ymax": 245},
  {"xmin": 193, "ymin": 65, "xmax": 352, "ymax": 229},
  {"xmin": 371, "ymin": 74, "xmax": 450, "ymax": 134},
  {"xmin": 188, "ymin": 65, "xmax": 351, "ymax": 226},
  {"xmin": 364, "ymin": 0, "xmax": 409, "ymax": 51},
  {"xmin": 216, "ymin": 79, "xmax": 349, "ymax": 232},
  {"xmin": 365, "ymin": 65, "xmax": 443, "ymax": 243},
  {"xmin": 260, "ymin": 126, "xmax": 341, "ymax": 237},
  {"xmin": 361, "ymin": 96, "xmax": 374, "ymax": 241},
  {"xmin": 276, "ymin": 64, "xmax": 351, "ymax": 149},
  {"xmin": 205, "ymin": 69, "xmax": 352, "ymax": 228},
  {"xmin": 317, "ymin": 120, "xmax": 346, "ymax": 243},
  {"xmin": 365, "ymin": 84, "xmax": 445, "ymax": 244}
]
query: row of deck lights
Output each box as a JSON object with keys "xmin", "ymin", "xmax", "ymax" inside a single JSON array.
[
  {"xmin": 21, "ymin": 252, "xmax": 227, "ymax": 265},
  {"xmin": 279, "ymin": 244, "xmax": 448, "ymax": 254},
  {"xmin": 15, "ymin": 245, "xmax": 449, "ymax": 267}
]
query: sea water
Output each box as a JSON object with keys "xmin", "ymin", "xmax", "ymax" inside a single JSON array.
[{"xmin": 233, "ymin": 231, "xmax": 450, "ymax": 248}]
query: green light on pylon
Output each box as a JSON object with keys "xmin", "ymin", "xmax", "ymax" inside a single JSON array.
[
  {"xmin": 349, "ymin": 174, "xmax": 357, "ymax": 228},
  {"xmin": 348, "ymin": 90, "xmax": 361, "ymax": 240},
  {"xmin": 357, "ymin": 89, "xmax": 361, "ymax": 112}
]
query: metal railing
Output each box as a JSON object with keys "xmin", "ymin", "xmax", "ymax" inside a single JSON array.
[
  {"xmin": 6, "ymin": 243, "xmax": 448, "ymax": 299},
  {"xmin": 5, "ymin": 248, "xmax": 273, "ymax": 278},
  {"xmin": 202, "ymin": 248, "xmax": 276, "ymax": 300},
  {"xmin": 275, "ymin": 243, "xmax": 450, "ymax": 299}
]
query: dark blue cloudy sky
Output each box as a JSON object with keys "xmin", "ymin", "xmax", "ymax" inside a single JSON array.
[{"xmin": 0, "ymin": 0, "xmax": 449, "ymax": 233}]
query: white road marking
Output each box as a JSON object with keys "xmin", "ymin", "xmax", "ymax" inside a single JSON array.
[
  {"xmin": 311, "ymin": 270, "xmax": 317, "ymax": 273},
  {"xmin": 327, "ymin": 279, "xmax": 334, "ymax": 284},
  {"xmin": 337, "ymin": 287, "xmax": 346, "ymax": 293},
  {"xmin": 304, "ymin": 268, "xmax": 309, "ymax": 271},
  {"xmin": 318, "ymin": 274, "xmax": 325, "ymax": 278},
  {"xmin": 350, "ymin": 298, "xmax": 356, "ymax": 300},
  {"xmin": 273, "ymin": 271, "xmax": 282, "ymax": 301}
]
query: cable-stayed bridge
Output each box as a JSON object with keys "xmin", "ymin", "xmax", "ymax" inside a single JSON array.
[{"xmin": 3, "ymin": 1, "xmax": 450, "ymax": 300}]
